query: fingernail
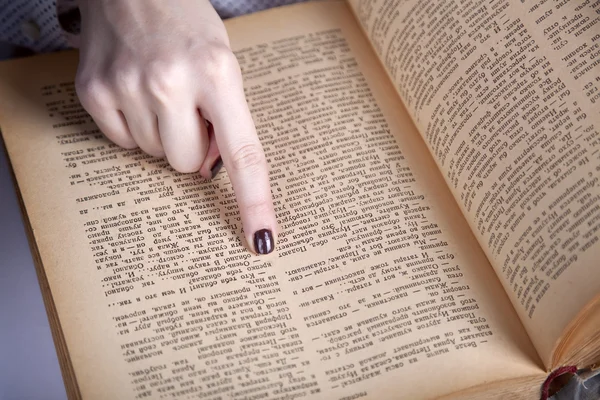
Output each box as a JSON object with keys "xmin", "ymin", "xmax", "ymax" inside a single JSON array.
[
  {"xmin": 210, "ymin": 156, "xmax": 223, "ymax": 179},
  {"xmin": 254, "ymin": 229, "xmax": 274, "ymax": 255}
]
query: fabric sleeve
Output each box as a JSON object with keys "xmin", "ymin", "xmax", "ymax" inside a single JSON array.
[{"xmin": 0, "ymin": 0, "xmax": 70, "ymax": 52}]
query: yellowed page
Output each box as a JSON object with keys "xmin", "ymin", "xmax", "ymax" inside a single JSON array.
[
  {"xmin": 0, "ymin": 2, "xmax": 543, "ymax": 399},
  {"xmin": 348, "ymin": 0, "xmax": 600, "ymax": 368}
]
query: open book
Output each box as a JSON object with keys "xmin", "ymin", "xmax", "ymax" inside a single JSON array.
[{"xmin": 0, "ymin": 1, "xmax": 599, "ymax": 398}]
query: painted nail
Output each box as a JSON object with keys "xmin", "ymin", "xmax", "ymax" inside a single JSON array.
[
  {"xmin": 254, "ymin": 229, "xmax": 274, "ymax": 255},
  {"xmin": 210, "ymin": 156, "xmax": 223, "ymax": 179}
]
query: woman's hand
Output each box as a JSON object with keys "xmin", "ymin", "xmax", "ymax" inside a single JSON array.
[{"xmin": 76, "ymin": 0, "xmax": 276, "ymax": 254}]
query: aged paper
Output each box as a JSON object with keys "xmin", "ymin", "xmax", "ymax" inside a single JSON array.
[
  {"xmin": 0, "ymin": 2, "xmax": 543, "ymax": 399},
  {"xmin": 349, "ymin": 0, "xmax": 600, "ymax": 368}
]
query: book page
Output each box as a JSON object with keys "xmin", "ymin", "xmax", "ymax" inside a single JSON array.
[
  {"xmin": 348, "ymin": 0, "xmax": 600, "ymax": 367},
  {"xmin": 0, "ymin": 2, "xmax": 543, "ymax": 399}
]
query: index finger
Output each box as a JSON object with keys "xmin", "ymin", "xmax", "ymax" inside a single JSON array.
[{"xmin": 200, "ymin": 69, "xmax": 277, "ymax": 255}]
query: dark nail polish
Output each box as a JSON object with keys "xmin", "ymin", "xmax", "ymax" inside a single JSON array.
[
  {"xmin": 254, "ymin": 229, "xmax": 274, "ymax": 255},
  {"xmin": 210, "ymin": 156, "xmax": 223, "ymax": 179}
]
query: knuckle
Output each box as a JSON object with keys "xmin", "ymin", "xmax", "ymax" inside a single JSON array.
[
  {"xmin": 202, "ymin": 45, "xmax": 240, "ymax": 84},
  {"xmin": 109, "ymin": 64, "xmax": 140, "ymax": 96},
  {"xmin": 75, "ymin": 73, "xmax": 110, "ymax": 111},
  {"xmin": 230, "ymin": 142, "xmax": 265, "ymax": 173},
  {"xmin": 145, "ymin": 60, "xmax": 185, "ymax": 102}
]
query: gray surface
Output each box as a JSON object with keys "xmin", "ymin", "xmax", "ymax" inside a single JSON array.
[
  {"xmin": 0, "ymin": 137, "xmax": 67, "ymax": 400},
  {"xmin": 0, "ymin": 40, "xmax": 65, "ymax": 400},
  {"xmin": 551, "ymin": 369, "xmax": 600, "ymax": 400}
]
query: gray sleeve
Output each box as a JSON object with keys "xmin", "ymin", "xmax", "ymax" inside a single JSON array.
[
  {"xmin": 0, "ymin": 0, "xmax": 68, "ymax": 52},
  {"xmin": 550, "ymin": 369, "xmax": 600, "ymax": 400},
  {"xmin": 210, "ymin": 0, "xmax": 310, "ymax": 18},
  {"xmin": 0, "ymin": 0, "xmax": 312, "ymax": 53}
]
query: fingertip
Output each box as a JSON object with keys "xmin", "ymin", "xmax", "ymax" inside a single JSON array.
[
  {"xmin": 198, "ymin": 156, "xmax": 222, "ymax": 180},
  {"xmin": 157, "ymin": 105, "xmax": 209, "ymax": 175},
  {"xmin": 168, "ymin": 156, "xmax": 202, "ymax": 174},
  {"xmin": 251, "ymin": 228, "xmax": 276, "ymax": 255},
  {"xmin": 209, "ymin": 156, "xmax": 223, "ymax": 179},
  {"xmin": 146, "ymin": 146, "xmax": 167, "ymax": 160},
  {"xmin": 89, "ymin": 111, "xmax": 138, "ymax": 150},
  {"xmin": 198, "ymin": 121, "xmax": 223, "ymax": 180},
  {"xmin": 117, "ymin": 134, "xmax": 138, "ymax": 150},
  {"xmin": 243, "ymin": 214, "xmax": 278, "ymax": 255}
]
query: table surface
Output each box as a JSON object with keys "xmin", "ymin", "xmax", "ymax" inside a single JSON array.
[{"xmin": 0, "ymin": 138, "xmax": 67, "ymax": 400}]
